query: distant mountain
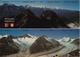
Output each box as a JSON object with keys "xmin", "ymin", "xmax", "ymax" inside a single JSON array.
[
  {"xmin": 0, "ymin": 4, "xmax": 79, "ymax": 18},
  {"xmin": 30, "ymin": 7, "xmax": 79, "ymax": 23},
  {"xmin": 0, "ymin": 4, "xmax": 79, "ymax": 28},
  {"xmin": 0, "ymin": 4, "xmax": 25, "ymax": 18},
  {"xmin": 58, "ymin": 37, "xmax": 75, "ymax": 45}
]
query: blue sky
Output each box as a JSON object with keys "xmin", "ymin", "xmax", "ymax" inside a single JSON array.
[
  {"xmin": 0, "ymin": 0, "xmax": 79, "ymax": 11},
  {"xmin": 0, "ymin": 28, "xmax": 79, "ymax": 39}
]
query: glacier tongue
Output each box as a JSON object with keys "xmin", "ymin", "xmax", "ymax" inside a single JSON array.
[{"xmin": 13, "ymin": 35, "xmax": 37, "ymax": 51}]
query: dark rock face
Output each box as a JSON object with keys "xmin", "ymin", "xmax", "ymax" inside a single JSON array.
[
  {"xmin": 71, "ymin": 39, "xmax": 79, "ymax": 46},
  {"xmin": 30, "ymin": 36, "xmax": 60, "ymax": 54},
  {"xmin": 0, "ymin": 37, "xmax": 20, "ymax": 56},
  {"xmin": 16, "ymin": 9, "xmax": 69, "ymax": 28},
  {"xmin": 40, "ymin": 10, "xmax": 59, "ymax": 27},
  {"xmin": 16, "ymin": 9, "xmax": 40, "ymax": 28},
  {"xmin": 69, "ymin": 49, "xmax": 79, "ymax": 57},
  {"xmin": 41, "ymin": 10, "xmax": 58, "ymax": 20},
  {"xmin": 62, "ymin": 49, "xmax": 79, "ymax": 57},
  {"xmin": 50, "ymin": 39, "xmax": 61, "ymax": 48},
  {"xmin": 40, "ymin": 10, "xmax": 69, "ymax": 28}
]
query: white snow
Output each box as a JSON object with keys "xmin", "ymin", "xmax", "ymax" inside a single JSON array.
[
  {"xmin": 58, "ymin": 37, "xmax": 74, "ymax": 45},
  {"xmin": 13, "ymin": 35, "xmax": 37, "ymax": 50},
  {"xmin": 0, "ymin": 35, "xmax": 9, "ymax": 38},
  {"xmin": 67, "ymin": 23, "xmax": 79, "ymax": 29},
  {"xmin": 0, "ymin": 34, "xmax": 78, "ymax": 57},
  {"xmin": 37, "ymin": 43, "xmax": 77, "ymax": 57}
]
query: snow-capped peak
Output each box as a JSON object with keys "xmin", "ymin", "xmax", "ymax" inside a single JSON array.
[
  {"xmin": 19, "ymin": 34, "xmax": 37, "ymax": 38},
  {"xmin": 62, "ymin": 37, "xmax": 71, "ymax": 42},
  {"xmin": 58, "ymin": 37, "xmax": 74, "ymax": 45}
]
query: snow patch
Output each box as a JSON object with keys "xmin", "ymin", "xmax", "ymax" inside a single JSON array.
[{"xmin": 0, "ymin": 35, "xmax": 9, "ymax": 38}]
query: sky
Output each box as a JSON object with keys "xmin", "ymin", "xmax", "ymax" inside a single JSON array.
[
  {"xmin": 0, "ymin": 0, "xmax": 79, "ymax": 11},
  {"xmin": 0, "ymin": 28, "xmax": 79, "ymax": 39}
]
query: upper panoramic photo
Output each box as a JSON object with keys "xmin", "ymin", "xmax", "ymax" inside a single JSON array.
[{"xmin": 0, "ymin": 0, "xmax": 79, "ymax": 28}]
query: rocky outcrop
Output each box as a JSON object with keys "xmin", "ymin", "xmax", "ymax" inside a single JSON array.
[
  {"xmin": 0, "ymin": 37, "xmax": 20, "ymax": 56},
  {"xmin": 50, "ymin": 39, "xmax": 61, "ymax": 48},
  {"xmin": 40, "ymin": 10, "xmax": 59, "ymax": 27},
  {"xmin": 71, "ymin": 38, "xmax": 79, "ymax": 46},
  {"xmin": 69, "ymin": 49, "xmax": 79, "ymax": 57}
]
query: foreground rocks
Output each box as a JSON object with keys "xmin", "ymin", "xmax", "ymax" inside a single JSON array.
[{"xmin": 0, "ymin": 37, "xmax": 20, "ymax": 56}]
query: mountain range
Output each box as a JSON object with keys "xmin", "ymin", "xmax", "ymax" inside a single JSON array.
[
  {"xmin": 0, "ymin": 34, "xmax": 79, "ymax": 57},
  {"xmin": 0, "ymin": 4, "xmax": 79, "ymax": 28}
]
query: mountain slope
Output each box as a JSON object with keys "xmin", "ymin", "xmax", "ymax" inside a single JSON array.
[
  {"xmin": 0, "ymin": 4, "xmax": 25, "ymax": 17},
  {"xmin": 0, "ymin": 36, "xmax": 20, "ymax": 56},
  {"xmin": 71, "ymin": 38, "xmax": 80, "ymax": 47},
  {"xmin": 30, "ymin": 36, "xmax": 61, "ymax": 54}
]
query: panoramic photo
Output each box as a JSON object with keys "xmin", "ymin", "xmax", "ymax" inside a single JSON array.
[
  {"xmin": 0, "ymin": 0, "xmax": 79, "ymax": 28},
  {"xmin": 0, "ymin": 29, "xmax": 79, "ymax": 57}
]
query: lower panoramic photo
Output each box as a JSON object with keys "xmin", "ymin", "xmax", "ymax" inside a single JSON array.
[{"xmin": 0, "ymin": 29, "xmax": 79, "ymax": 57}]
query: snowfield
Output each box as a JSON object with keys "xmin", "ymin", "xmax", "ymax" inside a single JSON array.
[{"xmin": 0, "ymin": 35, "xmax": 79, "ymax": 57}]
